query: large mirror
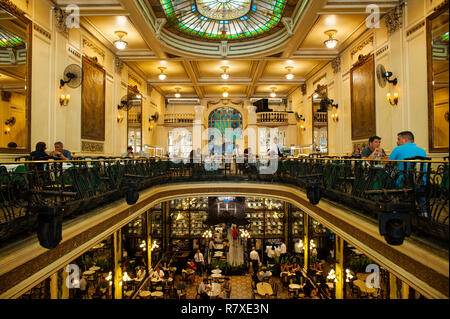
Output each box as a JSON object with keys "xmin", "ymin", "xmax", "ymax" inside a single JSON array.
[
  {"xmin": 0, "ymin": 2, "xmax": 31, "ymax": 153},
  {"xmin": 427, "ymin": 5, "xmax": 449, "ymax": 152},
  {"xmin": 127, "ymin": 85, "xmax": 142, "ymax": 153},
  {"xmin": 312, "ymin": 85, "xmax": 328, "ymax": 154}
]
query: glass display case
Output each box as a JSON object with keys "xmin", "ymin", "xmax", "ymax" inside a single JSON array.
[
  {"xmin": 150, "ymin": 206, "xmax": 162, "ymax": 237},
  {"xmin": 265, "ymin": 211, "xmax": 284, "ymax": 237},
  {"xmin": 291, "ymin": 208, "xmax": 304, "ymax": 237},
  {"xmin": 190, "ymin": 211, "xmax": 208, "ymax": 236},
  {"xmin": 311, "ymin": 218, "xmax": 327, "ymax": 234}
]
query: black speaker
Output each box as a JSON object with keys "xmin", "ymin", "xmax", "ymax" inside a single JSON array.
[{"xmin": 253, "ymin": 99, "xmax": 271, "ymax": 113}]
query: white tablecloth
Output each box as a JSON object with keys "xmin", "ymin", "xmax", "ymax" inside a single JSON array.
[{"xmin": 207, "ymin": 283, "xmax": 222, "ymax": 297}]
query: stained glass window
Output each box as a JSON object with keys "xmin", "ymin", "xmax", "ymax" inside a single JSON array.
[
  {"xmin": 159, "ymin": 0, "xmax": 287, "ymax": 40},
  {"xmin": 208, "ymin": 107, "xmax": 243, "ymax": 154}
]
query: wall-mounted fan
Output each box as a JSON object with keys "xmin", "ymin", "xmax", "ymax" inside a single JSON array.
[
  {"xmin": 149, "ymin": 112, "xmax": 159, "ymax": 122},
  {"xmin": 117, "ymin": 93, "xmax": 141, "ymax": 111},
  {"xmin": 59, "ymin": 64, "xmax": 82, "ymax": 89},
  {"xmin": 5, "ymin": 116, "xmax": 15, "ymax": 126},
  {"xmin": 376, "ymin": 64, "xmax": 398, "ymax": 88}
]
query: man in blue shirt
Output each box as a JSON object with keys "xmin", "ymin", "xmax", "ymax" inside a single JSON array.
[
  {"xmin": 49, "ymin": 141, "xmax": 72, "ymax": 160},
  {"xmin": 389, "ymin": 131, "xmax": 426, "ymax": 161},
  {"xmin": 389, "ymin": 131, "xmax": 428, "ymax": 216}
]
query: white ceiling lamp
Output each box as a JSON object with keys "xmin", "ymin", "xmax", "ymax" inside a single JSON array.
[
  {"xmin": 270, "ymin": 87, "xmax": 277, "ymax": 98},
  {"xmin": 221, "ymin": 65, "xmax": 230, "ymax": 80},
  {"xmin": 222, "ymin": 87, "xmax": 229, "ymax": 98},
  {"xmin": 158, "ymin": 67, "xmax": 167, "ymax": 80},
  {"xmin": 174, "ymin": 87, "xmax": 181, "ymax": 98},
  {"xmin": 285, "ymin": 66, "xmax": 294, "ymax": 80},
  {"xmin": 324, "ymin": 30, "xmax": 339, "ymax": 49},
  {"xmin": 113, "ymin": 31, "xmax": 128, "ymax": 50}
]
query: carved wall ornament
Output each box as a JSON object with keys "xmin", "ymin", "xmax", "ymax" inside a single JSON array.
[
  {"xmin": 82, "ymin": 38, "xmax": 105, "ymax": 61},
  {"xmin": 353, "ymin": 54, "xmax": 371, "ymax": 69},
  {"xmin": 33, "ymin": 23, "xmax": 51, "ymax": 40},
  {"xmin": 384, "ymin": 4, "xmax": 404, "ymax": 35},
  {"xmin": 68, "ymin": 46, "xmax": 81, "ymax": 59},
  {"xmin": 332, "ymin": 56, "xmax": 341, "ymax": 74},
  {"xmin": 301, "ymin": 84, "xmax": 307, "ymax": 95},
  {"xmin": 376, "ymin": 44, "xmax": 389, "ymax": 57},
  {"xmin": 114, "ymin": 56, "xmax": 124, "ymax": 73},
  {"xmin": 351, "ymin": 35, "xmax": 374, "ymax": 58},
  {"xmin": 0, "ymin": 0, "xmax": 26, "ymax": 18},
  {"xmin": 434, "ymin": 0, "xmax": 449, "ymax": 12},
  {"xmin": 81, "ymin": 141, "xmax": 104, "ymax": 153},
  {"xmin": 406, "ymin": 21, "xmax": 425, "ymax": 37},
  {"xmin": 54, "ymin": 7, "xmax": 69, "ymax": 37}
]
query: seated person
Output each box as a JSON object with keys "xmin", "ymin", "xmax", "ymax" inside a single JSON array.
[
  {"xmin": 176, "ymin": 279, "xmax": 187, "ymax": 299},
  {"xmin": 361, "ymin": 136, "xmax": 387, "ymax": 160},
  {"xmin": 136, "ymin": 266, "xmax": 146, "ymax": 280},
  {"xmin": 351, "ymin": 148, "xmax": 361, "ymax": 158},
  {"xmin": 151, "ymin": 266, "xmax": 164, "ymax": 279},
  {"xmin": 30, "ymin": 142, "xmax": 49, "ymax": 161},
  {"xmin": 121, "ymin": 146, "xmax": 134, "ymax": 158},
  {"xmin": 257, "ymin": 267, "xmax": 271, "ymax": 282},
  {"xmin": 221, "ymin": 277, "xmax": 232, "ymax": 298},
  {"xmin": 49, "ymin": 141, "xmax": 71, "ymax": 160},
  {"xmin": 197, "ymin": 278, "xmax": 211, "ymax": 300}
]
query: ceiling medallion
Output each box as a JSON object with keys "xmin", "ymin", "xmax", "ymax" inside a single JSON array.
[{"xmin": 159, "ymin": 0, "xmax": 287, "ymax": 40}]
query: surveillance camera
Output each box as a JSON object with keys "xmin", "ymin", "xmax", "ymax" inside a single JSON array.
[
  {"xmin": 306, "ymin": 181, "xmax": 322, "ymax": 205},
  {"xmin": 36, "ymin": 206, "xmax": 62, "ymax": 249},
  {"xmin": 125, "ymin": 181, "xmax": 139, "ymax": 205}
]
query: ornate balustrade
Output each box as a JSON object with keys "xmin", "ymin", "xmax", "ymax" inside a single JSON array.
[
  {"xmin": 164, "ymin": 113, "xmax": 194, "ymax": 125},
  {"xmin": 0, "ymin": 156, "xmax": 448, "ymax": 248},
  {"xmin": 257, "ymin": 112, "xmax": 288, "ymax": 125},
  {"xmin": 313, "ymin": 112, "xmax": 328, "ymax": 124}
]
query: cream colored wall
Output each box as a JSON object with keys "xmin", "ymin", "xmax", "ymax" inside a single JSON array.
[
  {"xmin": 289, "ymin": 0, "xmax": 449, "ymax": 159},
  {"xmin": 0, "ymin": 0, "xmax": 166, "ymax": 159}
]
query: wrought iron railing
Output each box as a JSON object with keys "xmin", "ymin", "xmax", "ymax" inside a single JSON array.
[{"xmin": 0, "ymin": 157, "xmax": 448, "ymax": 248}]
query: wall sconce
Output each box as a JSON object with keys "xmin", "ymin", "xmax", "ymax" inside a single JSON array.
[
  {"xmin": 295, "ymin": 113, "xmax": 306, "ymax": 130},
  {"xmin": 4, "ymin": 116, "xmax": 15, "ymax": 134},
  {"xmin": 331, "ymin": 112, "xmax": 339, "ymax": 122},
  {"xmin": 117, "ymin": 114, "xmax": 124, "ymax": 123},
  {"xmin": 387, "ymin": 92, "xmax": 399, "ymax": 105},
  {"xmin": 59, "ymin": 94, "xmax": 70, "ymax": 106}
]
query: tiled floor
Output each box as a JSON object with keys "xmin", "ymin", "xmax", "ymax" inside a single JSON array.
[{"xmin": 184, "ymin": 273, "xmax": 289, "ymax": 299}]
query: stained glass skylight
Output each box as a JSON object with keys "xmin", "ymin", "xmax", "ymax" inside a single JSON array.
[{"xmin": 159, "ymin": 0, "xmax": 287, "ymax": 40}]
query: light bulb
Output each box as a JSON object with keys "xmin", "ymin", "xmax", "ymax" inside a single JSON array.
[
  {"xmin": 175, "ymin": 93, "xmax": 181, "ymax": 98},
  {"xmin": 114, "ymin": 40, "xmax": 127, "ymax": 50},
  {"xmin": 285, "ymin": 73, "xmax": 294, "ymax": 80},
  {"xmin": 325, "ymin": 39, "xmax": 338, "ymax": 49},
  {"xmin": 221, "ymin": 73, "xmax": 229, "ymax": 80},
  {"xmin": 270, "ymin": 92, "xmax": 276, "ymax": 98},
  {"xmin": 159, "ymin": 73, "xmax": 167, "ymax": 80},
  {"xmin": 222, "ymin": 91, "xmax": 229, "ymax": 98}
]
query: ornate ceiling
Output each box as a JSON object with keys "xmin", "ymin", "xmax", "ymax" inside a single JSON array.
[{"xmin": 159, "ymin": 0, "xmax": 287, "ymax": 41}]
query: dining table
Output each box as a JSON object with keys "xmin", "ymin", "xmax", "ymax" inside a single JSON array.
[
  {"xmin": 151, "ymin": 291, "xmax": 164, "ymax": 298},
  {"xmin": 139, "ymin": 290, "xmax": 151, "ymax": 298},
  {"xmin": 211, "ymin": 269, "xmax": 222, "ymax": 274},
  {"xmin": 207, "ymin": 282, "xmax": 222, "ymax": 298},
  {"xmin": 256, "ymin": 282, "xmax": 273, "ymax": 296},
  {"xmin": 89, "ymin": 266, "xmax": 100, "ymax": 271}
]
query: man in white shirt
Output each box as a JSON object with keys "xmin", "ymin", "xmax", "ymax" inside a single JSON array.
[
  {"xmin": 197, "ymin": 278, "xmax": 211, "ymax": 300},
  {"xmin": 280, "ymin": 241, "xmax": 287, "ymax": 256},
  {"xmin": 194, "ymin": 249, "xmax": 205, "ymax": 275},
  {"xmin": 266, "ymin": 245, "xmax": 276, "ymax": 264},
  {"xmin": 249, "ymin": 247, "xmax": 260, "ymax": 275},
  {"xmin": 151, "ymin": 266, "xmax": 164, "ymax": 279}
]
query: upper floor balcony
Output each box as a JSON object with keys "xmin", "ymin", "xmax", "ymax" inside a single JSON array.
[
  {"xmin": 164, "ymin": 113, "xmax": 194, "ymax": 126},
  {"xmin": 313, "ymin": 112, "xmax": 328, "ymax": 125},
  {"xmin": 257, "ymin": 112, "xmax": 289, "ymax": 126}
]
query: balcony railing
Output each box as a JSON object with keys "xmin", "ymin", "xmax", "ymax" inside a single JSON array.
[
  {"xmin": 257, "ymin": 112, "xmax": 288, "ymax": 125},
  {"xmin": 0, "ymin": 157, "xmax": 448, "ymax": 248},
  {"xmin": 164, "ymin": 113, "xmax": 194, "ymax": 125},
  {"xmin": 313, "ymin": 112, "xmax": 328, "ymax": 124}
]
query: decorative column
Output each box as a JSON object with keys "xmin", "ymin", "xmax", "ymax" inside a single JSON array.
[
  {"xmin": 194, "ymin": 104, "xmax": 205, "ymax": 161},
  {"xmin": 163, "ymin": 201, "xmax": 170, "ymax": 251},
  {"xmin": 146, "ymin": 210, "xmax": 152, "ymax": 270},
  {"xmin": 389, "ymin": 273, "xmax": 398, "ymax": 299},
  {"xmin": 113, "ymin": 230, "xmax": 123, "ymax": 299},
  {"xmin": 245, "ymin": 100, "xmax": 257, "ymax": 156},
  {"xmin": 61, "ymin": 267, "xmax": 69, "ymax": 299},
  {"xmin": 303, "ymin": 214, "xmax": 310, "ymax": 270},
  {"xmin": 400, "ymin": 281, "xmax": 410, "ymax": 299},
  {"xmin": 334, "ymin": 236, "xmax": 344, "ymax": 299},
  {"xmin": 49, "ymin": 272, "xmax": 58, "ymax": 299},
  {"xmin": 283, "ymin": 202, "xmax": 289, "ymax": 249}
]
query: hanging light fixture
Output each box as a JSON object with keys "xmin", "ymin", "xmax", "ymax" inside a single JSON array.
[
  {"xmin": 114, "ymin": 31, "xmax": 128, "ymax": 50},
  {"xmin": 324, "ymin": 30, "xmax": 338, "ymax": 49},
  {"xmin": 158, "ymin": 67, "xmax": 167, "ymax": 80},
  {"xmin": 220, "ymin": 66, "xmax": 230, "ymax": 80},
  {"xmin": 176, "ymin": 212, "xmax": 183, "ymax": 221},
  {"xmin": 285, "ymin": 66, "xmax": 294, "ymax": 80},
  {"xmin": 270, "ymin": 87, "xmax": 277, "ymax": 98},
  {"xmin": 222, "ymin": 87, "xmax": 229, "ymax": 98},
  {"xmin": 174, "ymin": 87, "xmax": 181, "ymax": 98}
]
